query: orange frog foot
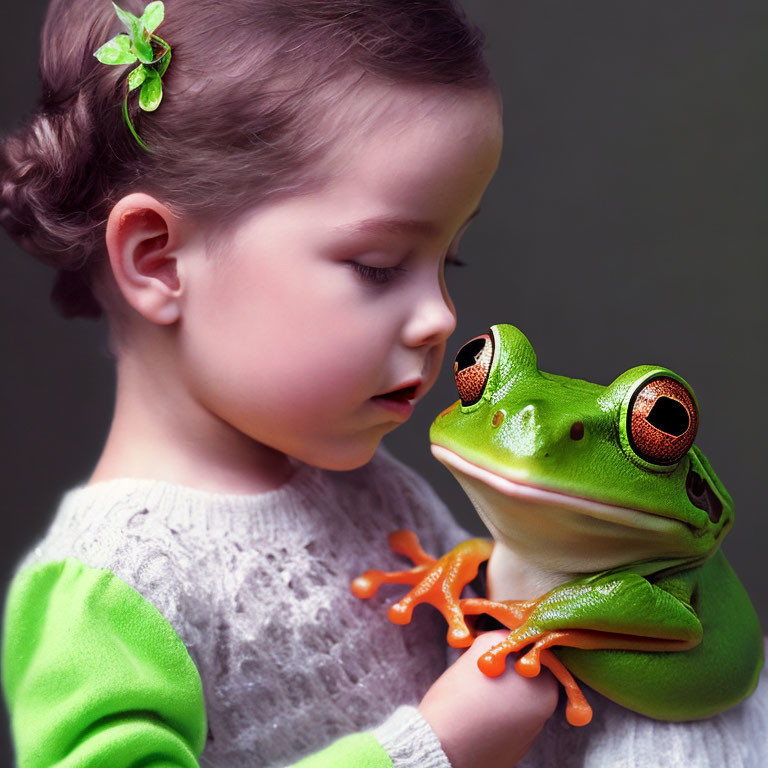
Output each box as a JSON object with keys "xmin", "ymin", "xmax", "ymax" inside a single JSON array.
[
  {"xmin": 463, "ymin": 616, "xmax": 697, "ymax": 727},
  {"xmin": 350, "ymin": 530, "xmax": 495, "ymax": 647},
  {"xmin": 459, "ymin": 607, "xmax": 595, "ymax": 727},
  {"xmin": 350, "ymin": 531, "xmax": 595, "ymax": 726}
]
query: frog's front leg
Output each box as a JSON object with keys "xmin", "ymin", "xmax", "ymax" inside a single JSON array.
[
  {"xmin": 351, "ymin": 531, "xmax": 495, "ymax": 647},
  {"xmin": 460, "ymin": 570, "xmax": 704, "ymax": 726}
]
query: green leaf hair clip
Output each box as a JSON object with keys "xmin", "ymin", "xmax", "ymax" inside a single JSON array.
[{"xmin": 93, "ymin": 1, "xmax": 172, "ymax": 152}]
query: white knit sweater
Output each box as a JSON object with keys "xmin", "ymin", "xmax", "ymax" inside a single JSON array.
[{"xmin": 10, "ymin": 444, "xmax": 768, "ymax": 767}]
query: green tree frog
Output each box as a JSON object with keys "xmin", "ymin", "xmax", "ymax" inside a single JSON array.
[{"xmin": 352, "ymin": 324, "xmax": 763, "ymax": 726}]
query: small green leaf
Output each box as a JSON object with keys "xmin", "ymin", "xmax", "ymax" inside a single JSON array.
[
  {"xmin": 112, "ymin": 2, "xmax": 140, "ymax": 34},
  {"xmin": 141, "ymin": 1, "xmax": 165, "ymax": 35},
  {"xmin": 93, "ymin": 34, "xmax": 137, "ymax": 65},
  {"xmin": 127, "ymin": 64, "xmax": 148, "ymax": 91},
  {"xmin": 138, "ymin": 69, "xmax": 163, "ymax": 111},
  {"xmin": 133, "ymin": 35, "xmax": 155, "ymax": 64}
]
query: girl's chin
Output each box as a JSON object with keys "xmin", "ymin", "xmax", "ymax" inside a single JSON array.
[{"xmin": 290, "ymin": 437, "xmax": 382, "ymax": 472}]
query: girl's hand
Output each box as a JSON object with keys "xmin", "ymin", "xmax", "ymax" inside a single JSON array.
[{"xmin": 418, "ymin": 630, "xmax": 558, "ymax": 768}]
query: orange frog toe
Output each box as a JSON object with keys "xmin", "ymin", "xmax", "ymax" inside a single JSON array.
[{"xmin": 351, "ymin": 531, "xmax": 494, "ymax": 645}]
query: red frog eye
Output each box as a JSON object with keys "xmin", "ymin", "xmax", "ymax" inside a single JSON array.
[
  {"xmin": 454, "ymin": 333, "xmax": 493, "ymax": 406},
  {"xmin": 628, "ymin": 376, "xmax": 698, "ymax": 465}
]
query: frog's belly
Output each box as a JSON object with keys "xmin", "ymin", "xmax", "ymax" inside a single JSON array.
[{"xmin": 432, "ymin": 445, "xmax": 696, "ymax": 601}]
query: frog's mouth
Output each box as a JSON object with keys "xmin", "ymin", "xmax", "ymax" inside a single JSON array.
[{"xmin": 430, "ymin": 443, "xmax": 702, "ymax": 575}]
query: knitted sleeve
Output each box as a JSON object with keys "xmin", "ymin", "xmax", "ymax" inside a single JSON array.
[{"xmin": 0, "ymin": 558, "xmax": 420, "ymax": 768}]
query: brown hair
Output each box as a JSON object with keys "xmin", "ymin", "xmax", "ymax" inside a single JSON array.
[{"xmin": 0, "ymin": 0, "xmax": 496, "ymax": 321}]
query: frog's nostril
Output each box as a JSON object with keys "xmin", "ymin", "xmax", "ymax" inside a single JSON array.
[{"xmin": 570, "ymin": 421, "xmax": 585, "ymax": 441}]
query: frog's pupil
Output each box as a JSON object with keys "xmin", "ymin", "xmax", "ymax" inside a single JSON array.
[
  {"xmin": 454, "ymin": 333, "xmax": 493, "ymax": 406},
  {"xmin": 646, "ymin": 396, "xmax": 689, "ymax": 437},
  {"xmin": 455, "ymin": 337, "xmax": 488, "ymax": 373}
]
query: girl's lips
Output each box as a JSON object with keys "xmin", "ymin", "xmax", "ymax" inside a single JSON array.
[
  {"xmin": 375, "ymin": 384, "xmax": 418, "ymax": 401},
  {"xmin": 370, "ymin": 394, "xmax": 414, "ymax": 419},
  {"xmin": 370, "ymin": 383, "xmax": 420, "ymax": 418}
]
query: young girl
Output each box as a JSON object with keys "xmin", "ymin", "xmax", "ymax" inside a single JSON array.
[{"xmin": 0, "ymin": 1, "xmax": 558, "ymax": 766}]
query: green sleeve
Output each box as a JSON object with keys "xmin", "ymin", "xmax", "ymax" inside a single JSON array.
[
  {"xmin": 291, "ymin": 732, "xmax": 393, "ymax": 768},
  {"xmin": 1, "ymin": 557, "xmax": 207, "ymax": 767},
  {"xmin": 2, "ymin": 557, "xmax": 395, "ymax": 768}
]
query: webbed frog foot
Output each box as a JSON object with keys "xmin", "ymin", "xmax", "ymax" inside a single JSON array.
[
  {"xmin": 459, "ymin": 602, "xmax": 598, "ymax": 726},
  {"xmin": 350, "ymin": 531, "xmax": 493, "ymax": 647}
]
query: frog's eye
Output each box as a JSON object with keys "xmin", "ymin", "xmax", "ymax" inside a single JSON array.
[
  {"xmin": 454, "ymin": 332, "xmax": 493, "ymax": 406},
  {"xmin": 627, "ymin": 376, "xmax": 698, "ymax": 465}
]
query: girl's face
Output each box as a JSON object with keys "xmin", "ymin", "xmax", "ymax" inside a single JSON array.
[{"xmin": 179, "ymin": 85, "xmax": 503, "ymax": 470}]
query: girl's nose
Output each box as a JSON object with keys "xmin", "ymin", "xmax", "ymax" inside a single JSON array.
[{"xmin": 401, "ymin": 274, "xmax": 457, "ymax": 348}]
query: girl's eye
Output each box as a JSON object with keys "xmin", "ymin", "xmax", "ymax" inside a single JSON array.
[
  {"xmin": 347, "ymin": 251, "xmax": 466, "ymax": 284},
  {"xmin": 347, "ymin": 262, "xmax": 406, "ymax": 284}
]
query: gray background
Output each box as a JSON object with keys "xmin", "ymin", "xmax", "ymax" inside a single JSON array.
[{"xmin": 1, "ymin": 0, "xmax": 766, "ymax": 762}]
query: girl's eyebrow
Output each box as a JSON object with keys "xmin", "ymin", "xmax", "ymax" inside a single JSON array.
[{"xmin": 333, "ymin": 206, "xmax": 481, "ymax": 238}]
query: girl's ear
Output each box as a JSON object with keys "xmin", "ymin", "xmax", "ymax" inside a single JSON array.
[{"xmin": 105, "ymin": 192, "xmax": 186, "ymax": 325}]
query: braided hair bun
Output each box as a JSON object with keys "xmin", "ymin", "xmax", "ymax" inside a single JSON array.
[{"xmin": 1, "ymin": 90, "xmax": 105, "ymax": 318}]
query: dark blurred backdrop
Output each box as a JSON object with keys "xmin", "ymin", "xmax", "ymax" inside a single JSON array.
[{"xmin": 2, "ymin": 0, "xmax": 767, "ymax": 763}]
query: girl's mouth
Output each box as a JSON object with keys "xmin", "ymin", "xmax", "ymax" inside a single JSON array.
[
  {"xmin": 373, "ymin": 384, "xmax": 418, "ymax": 403},
  {"xmin": 370, "ymin": 384, "xmax": 419, "ymax": 420}
]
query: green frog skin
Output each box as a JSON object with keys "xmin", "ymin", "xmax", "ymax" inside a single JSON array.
[{"xmin": 351, "ymin": 324, "xmax": 764, "ymax": 726}]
